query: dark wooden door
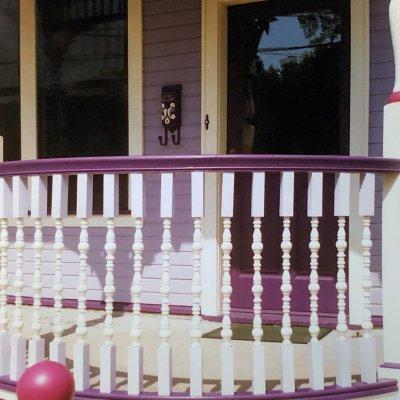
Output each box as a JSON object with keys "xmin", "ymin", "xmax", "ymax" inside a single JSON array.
[{"xmin": 227, "ymin": 0, "xmax": 350, "ymax": 318}]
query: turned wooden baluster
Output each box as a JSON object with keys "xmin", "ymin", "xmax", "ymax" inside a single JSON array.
[
  {"xmin": 50, "ymin": 174, "xmax": 68, "ymax": 365},
  {"xmin": 158, "ymin": 173, "xmax": 174, "ymax": 396},
  {"xmin": 220, "ymin": 172, "xmax": 235, "ymax": 395},
  {"xmin": 307, "ymin": 172, "xmax": 324, "ymax": 390},
  {"xmin": 334, "ymin": 173, "xmax": 351, "ymax": 387},
  {"xmin": 250, "ymin": 172, "xmax": 266, "ymax": 395},
  {"xmin": 29, "ymin": 176, "xmax": 48, "ymax": 366},
  {"xmin": 128, "ymin": 173, "xmax": 145, "ymax": 395},
  {"xmin": 74, "ymin": 174, "xmax": 93, "ymax": 391},
  {"xmin": 359, "ymin": 173, "xmax": 377, "ymax": 383},
  {"xmin": 0, "ymin": 177, "xmax": 12, "ymax": 376},
  {"xmin": 100, "ymin": 174, "xmax": 118, "ymax": 393},
  {"xmin": 280, "ymin": 172, "xmax": 295, "ymax": 393},
  {"xmin": 190, "ymin": 171, "xmax": 204, "ymax": 397},
  {"xmin": 10, "ymin": 176, "xmax": 28, "ymax": 380}
]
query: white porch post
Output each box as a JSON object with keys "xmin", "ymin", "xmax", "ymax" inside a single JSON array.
[{"xmin": 378, "ymin": 0, "xmax": 400, "ymax": 382}]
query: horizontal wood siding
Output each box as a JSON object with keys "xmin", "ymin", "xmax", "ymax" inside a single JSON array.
[
  {"xmin": 141, "ymin": 0, "xmax": 201, "ymax": 307},
  {"xmin": 6, "ymin": 0, "xmax": 202, "ymax": 308},
  {"xmin": 369, "ymin": 0, "xmax": 393, "ymax": 316}
]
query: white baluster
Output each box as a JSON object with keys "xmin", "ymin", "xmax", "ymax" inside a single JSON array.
[
  {"xmin": 74, "ymin": 174, "xmax": 93, "ymax": 391},
  {"xmin": 190, "ymin": 172, "xmax": 204, "ymax": 397},
  {"xmin": 29, "ymin": 176, "xmax": 48, "ymax": 366},
  {"xmin": 10, "ymin": 176, "xmax": 28, "ymax": 380},
  {"xmin": 128, "ymin": 173, "xmax": 144, "ymax": 395},
  {"xmin": 0, "ymin": 177, "xmax": 12, "ymax": 376},
  {"xmin": 158, "ymin": 173, "xmax": 173, "ymax": 396},
  {"xmin": 50, "ymin": 175, "xmax": 68, "ymax": 364},
  {"xmin": 250, "ymin": 172, "xmax": 265, "ymax": 395},
  {"xmin": 100, "ymin": 174, "xmax": 118, "ymax": 393},
  {"xmin": 307, "ymin": 172, "xmax": 324, "ymax": 390},
  {"xmin": 220, "ymin": 172, "xmax": 235, "ymax": 395},
  {"xmin": 334, "ymin": 173, "xmax": 351, "ymax": 387},
  {"xmin": 280, "ymin": 172, "xmax": 295, "ymax": 393},
  {"xmin": 359, "ymin": 173, "xmax": 377, "ymax": 383}
]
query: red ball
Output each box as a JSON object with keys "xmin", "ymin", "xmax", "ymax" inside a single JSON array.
[{"xmin": 17, "ymin": 360, "xmax": 75, "ymax": 400}]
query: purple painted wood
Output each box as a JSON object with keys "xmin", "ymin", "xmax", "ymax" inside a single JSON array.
[
  {"xmin": 369, "ymin": 0, "xmax": 393, "ymax": 316},
  {"xmin": 0, "ymin": 155, "xmax": 399, "ymax": 176},
  {"xmin": 380, "ymin": 362, "xmax": 400, "ymax": 369},
  {"xmin": 0, "ymin": 376, "xmax": 397, "ymax": 400},
  {"xmin": 205, "ymin": 308, "xmax": 384, "ymax": 329},
  {"xmin": 7, "ymin": 295, "xmax": 192, "ymax": 314}
]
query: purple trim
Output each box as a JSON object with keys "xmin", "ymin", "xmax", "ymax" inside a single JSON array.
[
  {"xmin": 389, "ymin": 91, "xmax": 400, "ymax": 104},
  {"xmin": 349, "ymin": 316, "xmax": 383, "ymax": 330},
  {"xmin": 0, "ymin": 376, "xmax": 397, "ymax": 400},
  {"xmin": 7, "ymin": 296, "xmax": 191, "ymax": 315},
  {"xmin": 205, "ymin": 309, "xmax": 337, "ymax": 328},
  {"xmin": 0, "ymin": 155, "xmax": 400, "ymax": 177},
  {"xmin": 380, "ymin": 362, "xmax": 400, "ymax": 369},
  {"xmin": 205, "ymin": 309, "xmax": 383, "ymax": 329}
]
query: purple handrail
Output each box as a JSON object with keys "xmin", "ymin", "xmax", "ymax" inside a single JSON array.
[{"xmin": 0, "ymin": 155, "xmax": 399, "ymax": 176}]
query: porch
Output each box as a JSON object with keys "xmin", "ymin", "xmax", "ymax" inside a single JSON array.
[
  {"xmin": 1, "ymin": 0, "xmax": 400, "ymax": 398},
  {"xmin": 0, "ymin": 305, "xmax": 392, "ymax": 398},
  {"xmin": 0, "ymin": 154, "xmax": 399, "ymax": 399}
]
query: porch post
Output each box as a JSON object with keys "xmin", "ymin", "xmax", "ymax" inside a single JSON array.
[{"xmin": 378, "ymin": 0, "xmax": 400, "ymax": 382}]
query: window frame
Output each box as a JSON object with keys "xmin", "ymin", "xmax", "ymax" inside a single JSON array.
[{"xmin": 19, "ymin": 0, "xmax": 143, "ymax": 227}]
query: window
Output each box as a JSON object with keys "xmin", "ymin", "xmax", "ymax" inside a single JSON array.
[
  {"xmin": 227, "ymin": 0, "xmax": 350, "ymax": 156},
  {"xmin": 0, "ymin": 2, "xmax": 20, "ymax": 161},
  {"xmin": 36, "ymin": 0, "xmax": 129, "ymax": 212}
]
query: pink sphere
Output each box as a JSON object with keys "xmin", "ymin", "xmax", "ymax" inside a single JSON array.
[{"xmin": 17, "ymin": 360, "xmax": 75, "ymax": 400}]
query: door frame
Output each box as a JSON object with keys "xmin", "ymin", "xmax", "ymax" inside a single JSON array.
[{"xmin": 200, "ymin": 0, "xmax": 371, "ymax": 321}]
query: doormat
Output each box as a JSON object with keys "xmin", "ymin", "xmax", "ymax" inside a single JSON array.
[{"xmin": 203, "ymin": 324, "xmax": 332, "ymax": 344}]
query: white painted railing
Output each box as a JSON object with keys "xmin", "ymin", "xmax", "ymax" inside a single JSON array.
[{"xmin": 0, "ymin": 155, "xmax": 398, "ymax": 399}]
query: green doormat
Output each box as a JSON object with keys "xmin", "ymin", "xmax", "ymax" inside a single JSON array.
[{"xmin": 203, "ymin": 324, "xmax": 331, "ymax": 344}]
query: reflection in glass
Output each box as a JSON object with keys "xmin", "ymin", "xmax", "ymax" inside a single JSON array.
[
  {"xmin": 0, "ymin": 2, "xmax": 20, "ymax": 161},
  {"xmin": 228, "ymin": 0, "xmax": 350, "ymax": 156},
  {"xmin": 37, "ymin": 0, "xmax": 128, "ymax": 159},
  {"xmin": 37, "ymin": 1, "xmax": 128, "ymax": 212}
]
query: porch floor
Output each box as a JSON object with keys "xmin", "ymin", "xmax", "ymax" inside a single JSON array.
[{"xmin": 11, "ymin": 305, "xmax": 384, "ymax": 393}]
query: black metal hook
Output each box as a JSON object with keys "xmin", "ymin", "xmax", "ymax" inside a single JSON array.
[
  {"xmin": 158, "ymin": 130, "xmax": 169, "ymax": 146},
  {"xmin": 171, "ymin": 129, "xmax": 181, "ymax": 145}
]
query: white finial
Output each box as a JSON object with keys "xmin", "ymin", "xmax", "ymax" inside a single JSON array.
[{"xmin": 390, "ymin": 0, "xmax": 400, "ymax": 93}]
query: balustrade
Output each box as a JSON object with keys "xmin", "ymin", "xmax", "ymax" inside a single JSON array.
[{"xmin": 0, "ymin": 154, "xmax": 397, "ymax": 399}]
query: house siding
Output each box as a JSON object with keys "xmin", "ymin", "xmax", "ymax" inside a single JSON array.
[
  {"xmin": 6, "ymin": 0, "xmax": 392, "ymax": 317},
  {"xmin": 369, "ymin": 0, "xmax": 393, "ymax": 316},
  {"xmin": 7, "ymin": 0, "xmax": 201, "ymax": 308}
]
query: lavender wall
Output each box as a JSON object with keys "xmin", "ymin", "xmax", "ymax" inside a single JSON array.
[
  {"xmin": 7, "ymin": 0, "xmax": 202, "ymax": 308},
  {"xmin": 369, "ymin": 0, "xmax": 393, "ymax": 316},
  {"xmin": 140, "ymin": 0, "xmax": 202, "ymax": 305}
]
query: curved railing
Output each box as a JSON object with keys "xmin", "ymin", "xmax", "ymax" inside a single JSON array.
[
  {"xmin": 0, "ymin": 154, "xmax": 399, "ymax": 175},
  {"xmin": 0, "ymin": 154, "xmax": 397, "ymax": 399}
]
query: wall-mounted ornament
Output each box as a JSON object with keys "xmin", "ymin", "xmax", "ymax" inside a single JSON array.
[{"xmin": 159, "ymin": 84, "xmax": 182, "ymax": 146}]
